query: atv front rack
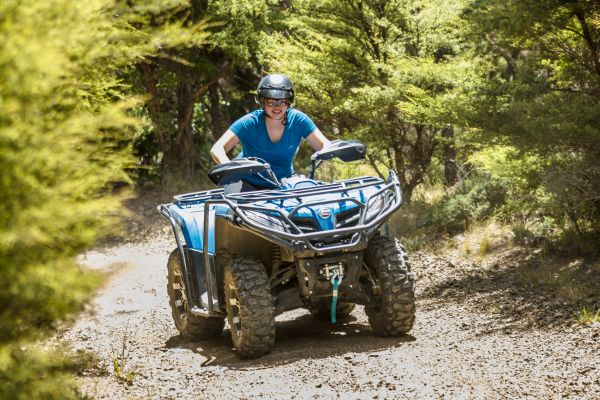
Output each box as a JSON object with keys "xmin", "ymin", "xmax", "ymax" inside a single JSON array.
[{"xmin": 159, "ymin": 170, "xmax": 402, "ymax": 254}]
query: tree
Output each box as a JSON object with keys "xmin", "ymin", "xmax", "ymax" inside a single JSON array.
[
  {"xmin": 125, "ymin": 0, "xmax": 274, "ymax": 184},
  {"xmin": 0, "ymin": 0, "xmax": 196, "ymax": 396},
  {"xmin": 264, "ymin": 0, "xmax": 473, "ymax": 201},
  {"xmin": 465, "ymin": 0, "xmax": 600, "ymax": 244}
]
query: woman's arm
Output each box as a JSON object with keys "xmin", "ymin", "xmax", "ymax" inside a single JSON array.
[
  {"xmin": 305, "ymin": 128, "xmax": 331, "ymax": 151},
  {"xmin": 210, "ymin": 129, "xmax": 239, "ymax": 164}
]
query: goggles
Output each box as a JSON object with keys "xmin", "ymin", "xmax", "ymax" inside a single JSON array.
[{"xmin": 263, "ymin": 99, "xmax": 289, "ymax": 107}]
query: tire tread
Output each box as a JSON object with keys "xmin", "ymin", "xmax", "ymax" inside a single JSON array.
[
  {"xmin": 225, "ymin": 257, "xmax": 275, "ymax": 358},
  {"xmin": 364, "ymin": 235, "xmax": 416, "ymax": 336}
]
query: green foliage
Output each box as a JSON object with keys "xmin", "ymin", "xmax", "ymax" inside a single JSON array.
[
  {"xmin": 0, "ymin": 347, "xmax": 83, "ymax": 400},
  {"xmin": 124, "ymin": 0, "xmax": 273, "ymax": 184},
  {"xmin": 469, "ymin": 146, "xmax": 548, "ymax": 219},
  {"xmin": 512, "ymin": 219, "xmax": 555, "ymax": 248},
  {"xmin": 578, "ymin": 307, "xmax": 600, "ymax": 326},
  {"xmin": 0, "ymin": 0, "xmax": 143, "ymax": 396},
  {"xmin": 112, "ymin": 356, "xmax": 138, "ymax": 386},
  {"xmin": 262, "ymin": 0, "xmax": 475, "ymax": 201},
  {"xmin": 398, "ymin": 234, "xmax": 429, "ymax": 252},
  {"xmin": 0, "ymin": 0, "xmax": 133, "ymax": 341},
  {"xmin": 470, "ymin": 145, "xmax": 600, "ymax": 253},
  {"xmin": 0, "ymin": 347, "xmax": 101, "ymax": 399},
  {"xmin": 426, "ymin": 172, "xmax": 507, "ymax": 234},
  {"xmin": 463, "ymin": 1, "xmax": 600, "ymax": 251}
]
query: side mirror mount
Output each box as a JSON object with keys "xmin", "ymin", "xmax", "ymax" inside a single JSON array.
[
  {"xmin": 309, "ymin": 140, "xmax": 367, "ymax": 179},
  {"xmin": 208, "ymin": 158, "xmax": 278, "ymax": 187}
]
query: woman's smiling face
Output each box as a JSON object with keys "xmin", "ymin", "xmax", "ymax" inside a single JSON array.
[{"xmin": 263, "ymin": 98, "xmax": 289, "ymax": 120}]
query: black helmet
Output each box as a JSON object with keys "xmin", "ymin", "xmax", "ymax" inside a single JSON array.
[{"xmin": 256, "ymin": 73, "xmax": 294, "ymax": 102}]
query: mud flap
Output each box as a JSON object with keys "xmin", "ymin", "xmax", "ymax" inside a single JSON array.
[{"xmin": 185, "ymin": 247, "xmax": 222, "ymax": 313}]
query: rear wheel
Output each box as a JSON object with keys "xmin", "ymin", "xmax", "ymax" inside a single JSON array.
[
  {"xmin": 167, "ymin": 249, "xmax": 225, "ymax": 340},
  {"xmin": 364, "ymin": 235, "xmax": 415, "ymax": 336},
  {"xmin": 224, "ymin": 257, "xmax": 275, "ymax": 358},
  {"xmin": 311, "ymin": 302, "xmax": 356, "ymax": 321}
]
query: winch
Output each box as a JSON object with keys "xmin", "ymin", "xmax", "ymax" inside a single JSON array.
[{"xmin": 318, "ymin": 262, "xmax": 345, "ymax": 281}]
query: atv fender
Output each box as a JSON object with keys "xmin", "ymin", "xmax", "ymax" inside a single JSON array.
[{"xmin": 164, "ymin": 204, "xmax": 228, "ymax": 316}]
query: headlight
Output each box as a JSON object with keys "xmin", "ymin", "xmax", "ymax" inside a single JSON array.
[
  {"xmin": 244, "ymin": 211, "xmax": 287, "ymax": 232},
  {"xmin": 365, "ymin": 194, "xmax": 385, "ymax": 222}
]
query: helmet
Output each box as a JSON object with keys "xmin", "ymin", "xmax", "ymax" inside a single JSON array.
[{"xmin": 256, "ymin": 73, "xmax": 294, "ymax": 102}]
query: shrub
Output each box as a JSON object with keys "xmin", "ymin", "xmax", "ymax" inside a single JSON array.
[
  {"xmin": 0, "ymin": 0, "xmax": 138, "ymax": 397},
  {"xmin": 425, "ymin": 172, "xmax": 507, "ymax": 234},
  {"xmin": 471, "ymin": 146, "xmax": 600, "ymax": 254}
]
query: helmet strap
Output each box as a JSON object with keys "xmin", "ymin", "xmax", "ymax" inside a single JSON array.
[{"xmin": 282, "ymin": 108, "xmax": 289, "ymax": 125}]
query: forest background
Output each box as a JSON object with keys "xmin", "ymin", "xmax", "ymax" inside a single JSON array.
[{"xmin": 1, "ymin": 0, "xmax": 598, "ymax": 397}]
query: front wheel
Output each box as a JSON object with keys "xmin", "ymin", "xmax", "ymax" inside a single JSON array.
[
  {"xmin": 364, "ymin": 235, "xmax": 415, "ymax": 336},
  {"xmin": 224, "ymin": 257, "xmax": 275, "ymax": 358},
  {"xmin": 166, "ymin": 249, "xmax": 225, "ymax": 340}
]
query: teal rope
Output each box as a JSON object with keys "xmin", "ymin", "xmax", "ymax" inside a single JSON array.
[{"xmin": 331, "ymin": 275, "xmax": 339, "ymax": 323}]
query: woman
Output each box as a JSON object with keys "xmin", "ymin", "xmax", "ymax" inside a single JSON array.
[{"xmin": 210, "ymin": 73, "xmax": 330, "ymax": 192}]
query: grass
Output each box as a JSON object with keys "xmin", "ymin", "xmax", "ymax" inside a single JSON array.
[
  {"xmin": 578, "ymin": 307, "xmax": 600, "ymax": 325},
  {"xmin": 390, "ymin": 209, "xmax": 512, "ymax": 255},
  {"xmin": 112, "ymin": 356, "xmax": 138, "ymax": 386},
  {"xmin": 111, "ymin": 327, "xmax": 139, "ymax": 386},
  {"xmin": 412, "ymin": 182, "xmax": 446, "ymax": 204},
  {"xmin": 388, "ymin": 178, "xmax": 512, "ymax": 255},
  {"xmin": 454, "ymin": 220, "xmax": 511, "ymax": 260},
  {"xmin": 399, "ymin": 233, "xmax": 429, "ymax": 252}
]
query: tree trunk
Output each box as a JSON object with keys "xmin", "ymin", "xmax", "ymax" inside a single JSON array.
[
  {"xmin": 574, "ymin": 9, "xmax": 600, "ymax": 79},
  {"xmin": 442, "ymin": 126, "xmax": 458, "ymax": 187},
  {"xmin": 138, "ymin": 62, "xmax": 171, "ymax": 151},
  {"xmin": 391, "ymin": 125, "xmax": 440, "ymax": 203},
  {"xmin": 366, "ymin": 153, "xmax": 386, "ymax": 180},
  {"xmin": 137, "ymin": 53, "xmax": 220, "ymax": 185},
  {"xmin": 159, "ymin": 81, "xmax": 196, "ymax": 185},
  {"xmin": 138, "ymin": 62, "xmax": 180, "ymax": 184},
  {"xmin": 208, "ymin": 81, "xmax": 225, "ymax": 141},
  {"xmin": 393, "ymin": 144, "xmax": 413, "ymax": 203}
]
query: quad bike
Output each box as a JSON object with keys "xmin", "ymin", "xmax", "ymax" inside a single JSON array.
[{"xmin": 157, "ymin": 140, "xmax": 415, "ymax": 358}]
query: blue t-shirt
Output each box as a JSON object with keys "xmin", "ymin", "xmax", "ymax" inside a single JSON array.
[{"xmin": 229, "ymin": 108, "xmax": 317, "ymax": 182}]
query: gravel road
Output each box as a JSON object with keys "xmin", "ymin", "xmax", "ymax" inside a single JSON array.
[{"xmin": 61, "ymin": 221, "xmax": 600, "ymax": 399}]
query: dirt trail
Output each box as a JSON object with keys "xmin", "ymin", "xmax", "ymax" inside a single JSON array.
[{"xmin": 61, "ymin": 218, "xmax": 600, "ymax": 399}]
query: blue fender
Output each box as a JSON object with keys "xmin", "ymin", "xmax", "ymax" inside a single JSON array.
[{"xmin": 168, "ymin": 204, "xmax": 230, "ymax": 252}]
